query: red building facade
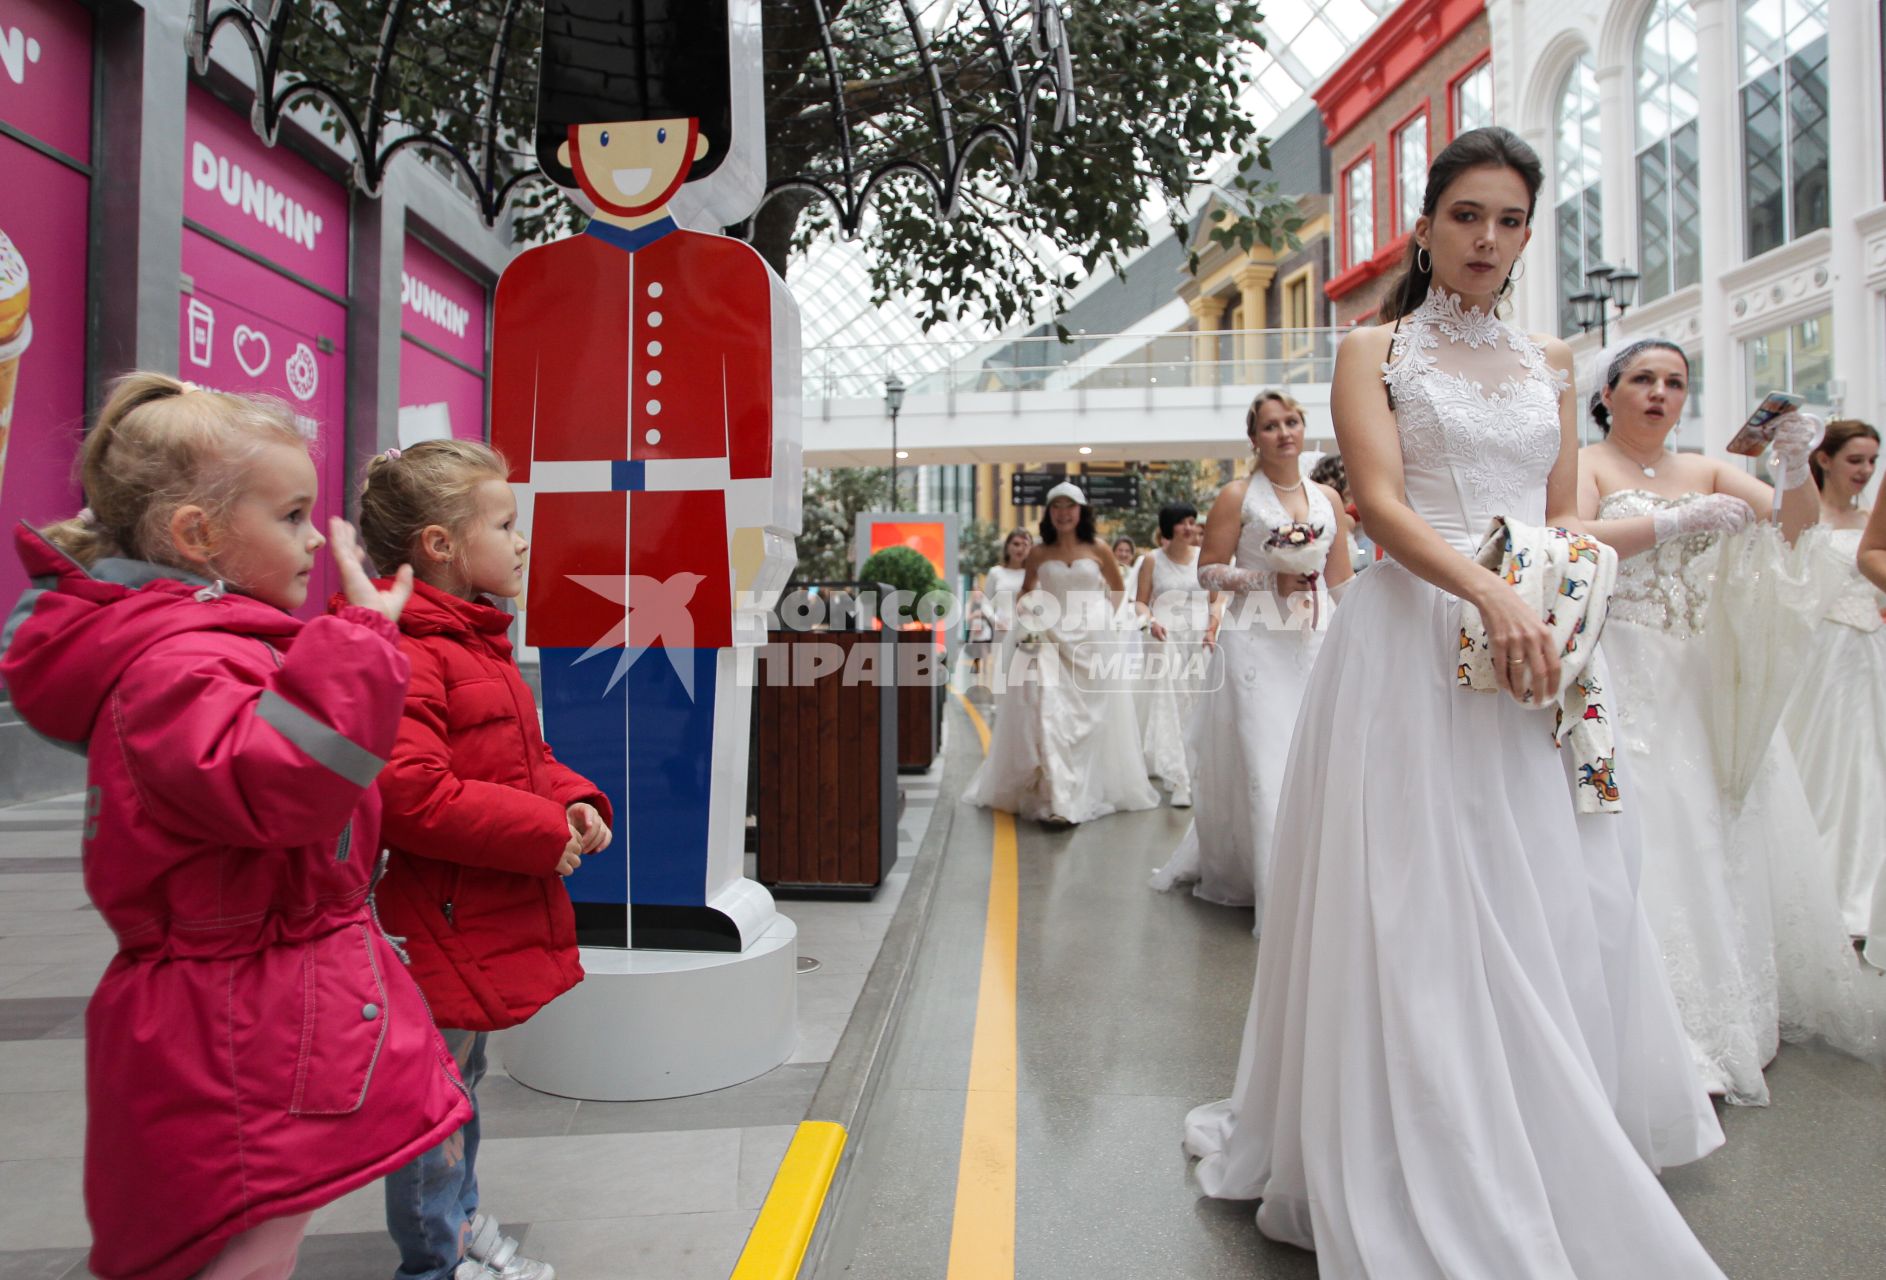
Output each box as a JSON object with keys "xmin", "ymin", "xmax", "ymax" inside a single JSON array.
[{"xmin": 1316, "ymin": 0, "xmax": 1492, "ymax": 325}]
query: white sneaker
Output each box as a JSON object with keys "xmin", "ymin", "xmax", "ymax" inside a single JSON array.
[{"xmin": 454, "ymin": 1214, "xmax": 555, "ymax": 1280}]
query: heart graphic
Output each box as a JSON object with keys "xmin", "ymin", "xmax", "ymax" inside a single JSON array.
[{"xmin": 232, "ymin": 325, "xmax": 271, "ymax": 378}]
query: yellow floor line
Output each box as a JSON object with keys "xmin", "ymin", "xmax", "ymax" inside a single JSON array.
[
  {"xmin": 730, "ymin": 1120, "xmax": 848, "ymax": 1280},
  {"xmin": 946, "ymin": 693, "xmax": 1018, "ymax": 1279}
]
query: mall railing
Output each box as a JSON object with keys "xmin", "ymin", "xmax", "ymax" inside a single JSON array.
[{"xmin": 802, "ymin": 327, "xmax": 1345, "ymax": 410}]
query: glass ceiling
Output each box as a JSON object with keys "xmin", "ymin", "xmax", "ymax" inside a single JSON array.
[{"xmin": 791, "ymin": 0, "xmax": 1399, "ymax": 393}]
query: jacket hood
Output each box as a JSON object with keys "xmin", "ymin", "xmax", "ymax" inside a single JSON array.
[
  {"xmin": 1, "ymin": 523, "xmax": 302, "ymax": 749},
  {"xmin": 338, "ymin": 579, "xmax": 517, "ymax": 653}
]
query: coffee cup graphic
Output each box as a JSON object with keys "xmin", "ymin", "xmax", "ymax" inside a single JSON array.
[{"xmin": 0, "ymin": 228, "xmax": 30, "ymax": 505}]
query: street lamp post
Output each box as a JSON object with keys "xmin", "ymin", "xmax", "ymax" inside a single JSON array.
[
  {"xmin": 1568, "ymin": 261, "xmax": 1642, "ymax": 347},
  {"xmin": 885, "ymin": 374, "xmax": 906, "ymax": 511}
]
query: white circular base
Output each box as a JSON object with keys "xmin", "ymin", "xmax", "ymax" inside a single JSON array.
[{"xmin": 497, "ymin": 915, "xmax": 798, "ymax": 1101}]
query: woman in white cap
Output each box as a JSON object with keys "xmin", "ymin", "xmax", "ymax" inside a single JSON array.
[
  {"xmin": 1150, "ymin": 390, "xmax": 1350, "ymax": 911},
  {"xmin": 962, "ymin": 482, "xmax": 1159, "ymax": 825}
]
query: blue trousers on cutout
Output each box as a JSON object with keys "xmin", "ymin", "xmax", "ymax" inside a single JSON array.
[{"xmin": 537, "ymin": 646, "xmax": 720, "ymax": 910}]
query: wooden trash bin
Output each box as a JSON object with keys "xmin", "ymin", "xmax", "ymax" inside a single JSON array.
[
  {"xmin": 895, "ymin": 629, "xmax": 946, "ymax": 774},
  {"xmin": 754, "ymin": 586, "xmax": 899, "ymax": 898}
]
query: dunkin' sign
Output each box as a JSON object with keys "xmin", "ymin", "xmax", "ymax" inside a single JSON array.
[
  {"xmin": 191, "ymin": 141, "xmax": 326, "ymax": 253},
  {"xmin": 182, "ymin": 85, "xmax": 349, "ymax": 296},
  {"xmin": 402, "ymin": 271, "xmax": 471, "ymax": 340}
]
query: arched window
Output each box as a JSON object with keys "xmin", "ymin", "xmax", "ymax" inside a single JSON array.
[
  {"xmin": 1555, "ymin": 57, "xmax": 1603, "ymax": 337},
  {"xmin": 1739, "ymin": 0, "xmax": 1829, "ymax": 257},
  {"xmin": 1636, "ymin": 0, "xmax": 1701, "ymax": 302}
]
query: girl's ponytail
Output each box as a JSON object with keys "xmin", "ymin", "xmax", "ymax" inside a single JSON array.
[{"xmin": 41, "ymin": 372, "xmax": 302, "ymax": 569}]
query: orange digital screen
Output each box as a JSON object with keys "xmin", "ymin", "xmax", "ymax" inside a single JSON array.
[{"xmin": 869, "ymin": 520, "xmax": 948, "ymax": 579}]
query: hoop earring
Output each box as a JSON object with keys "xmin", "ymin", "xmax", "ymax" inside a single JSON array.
[
  {"xmin": 1509, "ymin": 257, "xmax": 1525, "ymax": 282},
  {"xmin": 1416, "ymin": 246, "xmax": 1431, "ymax": 274}
]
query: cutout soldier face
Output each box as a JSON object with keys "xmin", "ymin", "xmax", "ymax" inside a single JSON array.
[{"xmin": 558, "ymin": 119, "xmax": 711, "ymax": 217}]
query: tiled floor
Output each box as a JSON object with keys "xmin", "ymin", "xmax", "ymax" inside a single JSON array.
[{"xmin": 0, "ymin": 763, "xmax": 939, "ymax": 1280}]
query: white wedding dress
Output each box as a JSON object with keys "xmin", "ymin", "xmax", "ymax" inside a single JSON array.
[
  {"xmin": 1137, "ymin": 546, "xmax": 1212, "ymax": 801},
  {"xmin": 1601, "ymin": 493, "xmax": 1886, "ymax": 1104},
  {"xmin": 1150, "ymin": 480, "xmax": 1332, "ymax": 910},
  {"xmin": 961, "ymin": 556, "xmax": 1160, "ymax": 824},
  {"xmin": 1781, "ymin": 525, "xmax": 1886, "ymax": 941},
  {"xmin": 1185, "ymin": 290, "xmax": 1726, "ymax": 1279}
]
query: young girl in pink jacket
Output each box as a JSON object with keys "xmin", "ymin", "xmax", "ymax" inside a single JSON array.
[{"xmin": 0, "ymin": 373, "xmax": 471, "ymax": 1280}]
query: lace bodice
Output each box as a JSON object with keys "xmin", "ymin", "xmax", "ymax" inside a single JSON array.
[
  {"xmin": 1380, "ymin": 289, "xmax": 1566, "ymax": 553},
  {"xmin": 1234, "ymin": 474, "xmax": 1336, "ymax": 584},
  {"xmin": 1599, "ymin": 490, "xmax": 1721, "ymax": 639},
  {"xmin": 1804, "ymin": 526, "xmax": 1884, "ymax": 632}
]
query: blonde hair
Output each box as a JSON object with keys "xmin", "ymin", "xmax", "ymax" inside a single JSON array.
[
  {"xmin": 357, "ymin": 439, "xmax": 509, "ymax": 579},
  {"xmin": 40, "ymin": 372, "xmax": 307, "ymax": 570},
  {"xmin": 1244, "ymin": 389, "xmax": 1306, "ymax": 442}
]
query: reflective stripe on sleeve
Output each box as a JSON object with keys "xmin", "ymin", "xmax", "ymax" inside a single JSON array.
[{"xmin": 255, "ymin": 689, "xmax": 387, "ymax": 787}]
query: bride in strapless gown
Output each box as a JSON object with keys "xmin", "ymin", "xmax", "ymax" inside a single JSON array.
[
  {"xmin": 962, "ymin": 491, "xmax": 1158, "ymax": 825},
  {"xmin": 1577, "ymin": 343, "xmax": 1884, "ymax": 1105}
]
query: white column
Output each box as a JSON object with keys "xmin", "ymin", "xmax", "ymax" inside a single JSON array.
[
  {"xmin": 1519, "ymin": 120, "xmax": 1554, "ymax": 336},
  {"xmin": 1826, "ymin": 0, "xmax": 1878, "ymax": 419},
  {"xmin": 1692, "ymin": 0, "xmax": 1738, "ymax": 454},
  {"xmin": 1594, "ymin": 62, "xmax": 1634, "ymax": 293}
]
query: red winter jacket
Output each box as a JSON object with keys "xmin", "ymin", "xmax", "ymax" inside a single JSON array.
[
  {"xmin": 364, "ymin": 580, "xmax": 610, "ymax": 1032},
  {"xmin": 0, "ymin": 527, "xmax": 470, "ymax": 1280}
]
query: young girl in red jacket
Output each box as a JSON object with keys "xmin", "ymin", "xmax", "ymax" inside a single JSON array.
[
  {"xmin": 357, "ymin": 439, "xmax": 613, "ymax": 1280},
  {"xmin": 0, "ymin": 374, "xmax": 472, "ymax": 1280}
]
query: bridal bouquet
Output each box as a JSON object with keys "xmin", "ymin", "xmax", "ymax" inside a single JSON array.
[{"xmin": 1265, "ymin": 521, "xmax": 1325, "ymax": 576}]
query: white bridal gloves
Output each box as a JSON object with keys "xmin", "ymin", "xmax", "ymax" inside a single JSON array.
[{"xmin": 1652, "ymin": 493, "xmax": 1757, "ymax": 544}]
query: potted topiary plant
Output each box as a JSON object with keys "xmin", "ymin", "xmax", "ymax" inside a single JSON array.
[{"xmin": 858, "ymin": 545, "xmax": 952, "ymax": 630}]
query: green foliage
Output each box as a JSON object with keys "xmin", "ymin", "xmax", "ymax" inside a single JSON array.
[
  {"xmin": 859, "ymin": 545, "xmax": 943, "ymax": 597},
  {"xmin": 856, "ymin": 1, "xmax": 1284, "ymax": 332},
  {"xmin": 958, "ymin": 519, "xmax": 1008, "ymax": 582},
  {"xmin": 1107, "ymin": 461, "xmax": 1225, "ymax": 549},
  {"xmin": 1191, "ymin": 171, "xmax": 1310, "ymax": 274},
  {"xmin": 271, "ymin": 2, "xmax": 1293, "ymax": 328},
  {"xmin": 858, "ymin": 545, "xmax": 952, "ymax": 626},
  {"xmin": 793, "ymin": 466, "xmax": 892, "ymax": 583}
]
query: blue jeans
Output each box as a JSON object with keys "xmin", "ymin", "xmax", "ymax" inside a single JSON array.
[{"xmin": 385, "ymin": 1028, "xmax": 487, "ymax": 1280}]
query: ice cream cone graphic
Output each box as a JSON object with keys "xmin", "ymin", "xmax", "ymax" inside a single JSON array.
[{"xmin": 0, "ymin": 228, "xmax": 30, "ymax": 504}]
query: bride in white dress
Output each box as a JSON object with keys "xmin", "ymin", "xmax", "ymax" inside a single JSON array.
[
  {"xmin": 1135, "ymin": 505, "xmax": 1211, "ymax": 807},
  {"xmin": 1185, "ymin": 129, "xmax": 1725, "ymax": 1278},
  {"xmin": 1579, "ymin": 344, "xmax": 1884, "ymax": 1104},
  {"xmin": 1150, "ymin": 396, "xmax": 1350, "ymax": 909},
  {"xmin": 962, "ymin": 482, "xmax": 1159, "ymax": 825},
  {"xmin": 1783, "ymin": 421, "xmax": 1886, "ymax": 938}
]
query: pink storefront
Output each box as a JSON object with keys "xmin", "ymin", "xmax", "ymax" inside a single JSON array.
[
  {"xmin": 398, "ymin": 233, "xmax": 489, "ymax": 445},
  {"xmin": 0, "ymin": 0, "xmax": 93, "ymax": 615},
  {"xmin": 180, "ymin": 83, "xmax": 350, "ymax": 613}
]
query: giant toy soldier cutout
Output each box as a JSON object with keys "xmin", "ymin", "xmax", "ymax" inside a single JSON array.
[{"xmin": 492, "ymin": 0, "xmax": 801, "ymax": 951}]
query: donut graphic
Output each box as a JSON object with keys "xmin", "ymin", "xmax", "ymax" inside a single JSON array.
[{"xmin": 284, "ymin": 341, "xmax": 319, "ymax": 402}]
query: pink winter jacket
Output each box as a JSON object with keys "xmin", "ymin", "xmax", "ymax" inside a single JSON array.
[{"xmin": 0, "ymin": 526, "xmax": 471, "ymax": 1280}]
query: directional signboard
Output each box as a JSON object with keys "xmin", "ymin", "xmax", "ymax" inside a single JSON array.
[{"xmin": 1009, "ymin": 471, "xmax": 1140, "ymax": 510}]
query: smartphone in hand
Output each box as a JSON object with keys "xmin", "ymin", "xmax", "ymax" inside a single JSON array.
[{"xmin": 1726, "ymin": 391, "xmax": 1804, "ymax": 456}]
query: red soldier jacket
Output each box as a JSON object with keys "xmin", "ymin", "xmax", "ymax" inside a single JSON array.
[{"xmin": 491, "ymin": 219, "xmax": 776, "ymax": 652}]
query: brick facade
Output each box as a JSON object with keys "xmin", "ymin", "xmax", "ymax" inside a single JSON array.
[{"xmin": 1317, "ymin": 0, "xmax": 1492, "ymax": 325}]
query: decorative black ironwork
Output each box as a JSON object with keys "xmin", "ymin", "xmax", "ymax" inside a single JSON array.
[{"xmin": 187, "ymin": 0, "xmax": 1075, "ymax": 232}]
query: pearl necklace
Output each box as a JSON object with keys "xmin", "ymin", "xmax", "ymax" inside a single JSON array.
[{"xmin": 1265, "ymin": 472, "xmax": 1305, "ymax": 494}]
